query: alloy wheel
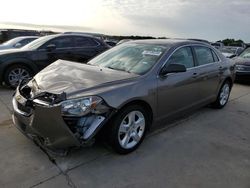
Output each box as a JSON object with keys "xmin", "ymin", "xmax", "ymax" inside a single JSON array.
[
  {"xmin": 219, "ymin": 83, "xmax": 230, "ymax": 106},
  {"xmin": 8, "ymin": 68, "xmax": 30, "ymax": 87},
  {"xmin": 118, "ymin": 111, "xmax": 146, "ymax": 149}
]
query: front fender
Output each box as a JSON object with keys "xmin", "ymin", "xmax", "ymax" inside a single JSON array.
[{"xmin": 99, "ymin": 77, "xmax": 157, "ymax": 120}]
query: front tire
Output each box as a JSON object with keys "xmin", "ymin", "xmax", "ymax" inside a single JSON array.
[
  {"xmin": 4, "ymin": 65, "xmax": 33, "ymax": 88},
  {"xmin": 107, "ymin": 105, "xmax": 150, "ymax": 154},
  {"xmin": 212, "ymin": 80, "xmax": 231, "ymax": 109}
]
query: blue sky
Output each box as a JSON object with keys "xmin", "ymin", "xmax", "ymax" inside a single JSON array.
[{"xmin": 0, "ymin": 0, "xmax": 250, "ymax": 42}]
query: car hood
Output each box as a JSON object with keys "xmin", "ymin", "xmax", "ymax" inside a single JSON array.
[
  {"xmin": 233, "ymin": 57, "xmax": 250, "ymax": 66},
  {"xmin": 0, "ymin": 48, "xmax": 24, "ymax": 56},
  {"xmin": 0, "ymin": 45, "xmax": 10, "ymax": 50},
  {"xmin": 33, "ymin": 60, "xmax": 139, "ymax": 95}
]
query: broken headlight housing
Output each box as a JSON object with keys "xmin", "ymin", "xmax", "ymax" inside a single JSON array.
[{"xmin": 61, "ymin": 96, "xmax": 105, "ymax": 117}]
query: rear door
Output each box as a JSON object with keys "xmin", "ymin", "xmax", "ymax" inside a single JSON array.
[
  {"xmin": 34, "ymin": 36, "xmax": 75, "ymax": 69},
  {"xmin": 192, "ymin": 46, "xmax": 222, "ymax": 101},
  {"xmin": 157, "ymin": 46, "xmax": 201, "ymax": 120}
]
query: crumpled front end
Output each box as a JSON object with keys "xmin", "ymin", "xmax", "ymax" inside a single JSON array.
[{"xmin": 12, "ymin": 80, "xmax": 114, "ymax": 151}]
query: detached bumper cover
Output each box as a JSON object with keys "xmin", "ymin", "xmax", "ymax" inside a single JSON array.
[{"xmin": 12, "ymin": 89, "xmax": 109, "ymax": 150}]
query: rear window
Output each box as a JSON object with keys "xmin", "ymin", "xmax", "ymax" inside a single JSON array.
[
  {"xmin": 46, "ymin": 37, "xmax": 74, "ymax": 48},
  {"xmin": 194, "ymin": 46, "xmax": 215, "ymax": 66},
  {"xmin": 74, "ymin": 37, "xmax": 99, "ymax": 47}
]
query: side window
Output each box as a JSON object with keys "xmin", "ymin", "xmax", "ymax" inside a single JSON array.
[
  {"xmin": 194, "ymin": 46, "xmax": 215, "ymax": 66},
  {"xmin": 211, "ymin": 50, "xmax": 219, "ymax": 62},
  {"xmin": 19, "ymin": 38, "xmax": 35, "ymax": 46},
  {"xmin": 74, "ymin": 37, "xmax": 99, "ymax": 47},
  {"xmin": 168, "ymin": 47, "xmax": 194, "ymax": 68},
  {"xmin": 46, "ymin": 37, "xmax": 74, "ymax": 48}
]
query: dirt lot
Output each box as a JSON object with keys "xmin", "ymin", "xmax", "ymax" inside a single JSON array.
[{"xmin": 0, "ymin": 83, "xmax": 250, "ymax": 188}]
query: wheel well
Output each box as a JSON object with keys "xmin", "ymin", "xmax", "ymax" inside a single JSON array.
[
  {"xmin": 224, "ymin": 77, "xmax": 233, "ymax": 89},
  {"xmin": 118, "ymin": 100, "xmax": 154, "ymax": 124},
  {"xmin": 4, "ymin": 63, "xmax": 34, "ymax": 72},
  {"xmin": 0, "ymin": 62, "xmax": 35, "ymax": 85},
  {"xmin": 96, "ymin": 100, "xmax": 154, "ymax": 138},
  {"xmin": 2, "ymin": 63, "xmax": 34, "ymax": 80}
]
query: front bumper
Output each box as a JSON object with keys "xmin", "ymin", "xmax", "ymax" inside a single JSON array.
[
  {"xmin": 12, "ymin": 88, "xmax": 111, "ymax": 151},
  {"xmin": 235, "ymin": 65, "xmax": 250, "ymax": 76},
  {"xmin": 235, "ymin": 71, "xmax": 250, "ymax": 81},
  {"xmin": 236, "ymin": 71, "xmax": 250, "ymax": 76}
]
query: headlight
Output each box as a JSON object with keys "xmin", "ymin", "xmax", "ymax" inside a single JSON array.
[
  {"xmin": 235, "ymin": 64, "xmax": 246, "ymax": 71},
  {"xmin": 61, "ymin": 96, "xmax": 103, "ymax": 117}
]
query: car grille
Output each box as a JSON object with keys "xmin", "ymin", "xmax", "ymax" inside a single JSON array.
[{"xmin": 17, "ymin": 102, "xmax": 32, "ymax": 114}]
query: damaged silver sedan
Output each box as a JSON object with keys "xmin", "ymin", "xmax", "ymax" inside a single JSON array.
[{"xmin": 12, "ymin": 39, "xmax": 235, "ymax": 154}]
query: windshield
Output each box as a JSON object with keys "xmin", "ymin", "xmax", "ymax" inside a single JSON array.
[
  {"xmin": 239, "ymin": 48, "xmax": 250, "ymax": 58},
  {"xmin": 88, "ymin": 43, "xmax": 168, "ymax": 75},
  {"xmin": 22, "ymin": 35, "xmax": 56, "ymax": 50}
]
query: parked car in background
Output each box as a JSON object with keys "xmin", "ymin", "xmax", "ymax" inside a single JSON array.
[
  {"xmin": 0, "ymin": 36, "xmax": 39, "ymax": 50},
  {"xmin": 105, "ymin": 40, "xmax": 117, "ymax": 47},
  {"xmin": 12, "ymin": 39, "xmax": 235, "ymax": 155},
  {"xmin": 211, "ymin": 42, "xmax": 224, "ymax": 49},
  {"xmin": 232, "ymin": 47, "xmax": 250, "ymax": 81},
  {"xmin": 220, "ymin": 48, "xmax": 237, "ymax": 58},
  {"xmin": 226, "ymin": 46, "xmax": 244, "ymax": 56},
  {"xmin": 117, "ymin": 39, "xmax": 133, "ymax": 45},
  {"xmin": 0, "ymin": 29, "xmax": 40, "ymax": 43},
  {"xmin": 220, "ymin": 46, "xmax": 245, "ymax": 58},
  {"xmin": 0, "ymin": 34, "xmax": 109, "ymax": 87}
]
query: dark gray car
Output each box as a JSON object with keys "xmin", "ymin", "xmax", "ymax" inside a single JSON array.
[
  {"xmin": 232, "ymin": 47, "xmax": 250, "ymax": 81},
  {"xmin": 12, "ymin": 39, "xmax": 235, "ymax": 154}
]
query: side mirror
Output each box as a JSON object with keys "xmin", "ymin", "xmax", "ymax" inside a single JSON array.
[
  {"xmin": 46, "ymin": 44, "xmax": 56, "ymax": 51},
  {"xmin": 14, "ymin": 43, "xmax": 22, "ymax": 48},
  {"xmin": 160, "ymin": 63, "xmax": 186, "ymax": 76},
  {"xmin": 229, "ymin": 54, "xmax": 236, "ymax": 58}
]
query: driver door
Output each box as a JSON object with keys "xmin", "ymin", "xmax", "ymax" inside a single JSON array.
[
  {"xmin": 34, "ymin": 36, "xmax": 75, "ymax": 69},
  {"xmin": 157, "ymin": 46, "xmax": 201, "ymax": 120}
]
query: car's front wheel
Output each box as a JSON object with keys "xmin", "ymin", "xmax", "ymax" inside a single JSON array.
[
  {"xmin": 108, "ymin": 105, "xmax": 150, "ymax": 154},
  {"xmin": 212, "ymin": 80, "xmax": 231, "ymax": 109},
  {"xmin": 4, "ymin": 65, "xmax": 33, "ymax": 88}
]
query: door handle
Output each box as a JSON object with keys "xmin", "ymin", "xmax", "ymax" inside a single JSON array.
[{"xmin": 192, "ymin": 72, "xmax": 199, "ymax": 78}]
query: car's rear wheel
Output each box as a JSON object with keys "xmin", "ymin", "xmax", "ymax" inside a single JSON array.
[
  {"xmin": 4, "ymin": 65, "xmax": 33, "ymax": 88},
  {"xmin": 212, "ymin": 80, "xmax": 231, "ymax": 109},
  {"xmin": 107, "ymin": 105, "xmax": 150, "ymax": 154}
]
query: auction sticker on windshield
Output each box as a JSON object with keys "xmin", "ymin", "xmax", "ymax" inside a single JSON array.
[{"xmin": 142, "ymin": 50, "xmax": 162, "ymax": 56}]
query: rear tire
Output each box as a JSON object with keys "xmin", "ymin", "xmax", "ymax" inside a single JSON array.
[
  {"xmin": 107, "ymin": 105, "xmax": 150, "ymax": 154},
  {"xmin": 212, "ymin": 80, "xmax": 231, "ymax": 109},
  {"xmin": 4, "ymin": 64, "xmax": 33, "ymax": 88}
]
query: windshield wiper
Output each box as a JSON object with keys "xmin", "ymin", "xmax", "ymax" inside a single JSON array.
[{"xmin": 106, "ymin": 66, "xmax": 131, "ymax": 73}]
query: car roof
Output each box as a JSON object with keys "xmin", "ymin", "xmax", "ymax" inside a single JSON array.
[
  {"xmin": 15, "ymin": 36, "xmax": 39, "ymax": 39},
  {"xmin": 54, "ymin": 33, "xmax": 101, "ymax": 40},
  {"xmin": 128, "ymin": 39, "xmax": 211, "ymax": 48}
]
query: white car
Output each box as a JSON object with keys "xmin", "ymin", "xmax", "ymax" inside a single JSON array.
[{"xmin": 0, "ymin": 36, "xmax": 39, "ymax": 50}]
